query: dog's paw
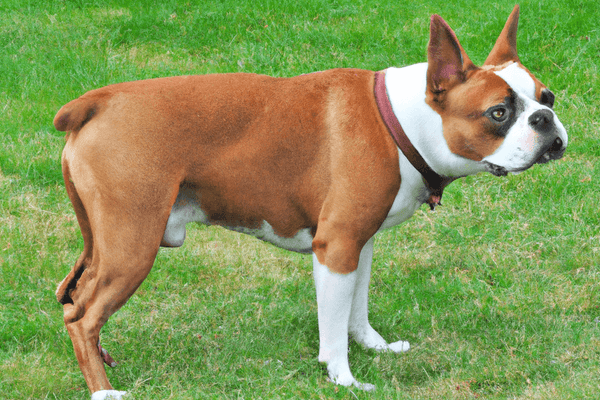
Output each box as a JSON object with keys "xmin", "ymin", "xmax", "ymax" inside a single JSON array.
[
  {"xmin": 388, "ymin": 340, "xmax": 410, "ymax": 353},
  {"xmin": 91, "ymin": 390, "xmax": 128, "ymax": 400},
  {"xmin": 329, "ymin": 375, "xmax": 376, "ymax": 392},
  {"xmin": 325, "ymin": 360, "xmax": 374, "ymax": 391},
  {"xmin": 352, "ymin": 381, "xmax": 376, "ymax": 391},
  {"xmin": 350, "ymin": 324, "xmax": 410, "ymax": 354},
  {"xmin": 350, "ymin": 324, "xmax": 389, "ymax": 350}
]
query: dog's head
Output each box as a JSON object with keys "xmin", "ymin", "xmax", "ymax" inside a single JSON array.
[{"xmin": 426, "ymin": 5, "xmax": 567, "ymax": 176}]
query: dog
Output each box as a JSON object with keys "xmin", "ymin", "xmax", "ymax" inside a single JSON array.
[{"xmin": 53, "ymin": 6, "xmax": 567, "ymax": 399}]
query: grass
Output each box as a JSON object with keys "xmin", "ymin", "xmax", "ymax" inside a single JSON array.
[{"xmin": 1, "ymin": 0, "xmax": 599, "ymax": 398}]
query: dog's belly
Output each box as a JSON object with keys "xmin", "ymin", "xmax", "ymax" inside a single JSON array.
[
  {"xmin": 161, "ymin": 190, "xmax": 314, "ymax": 253},
  {"xmin": 224, "ymin": 223, "xmax": 314, "ymax": 254}
]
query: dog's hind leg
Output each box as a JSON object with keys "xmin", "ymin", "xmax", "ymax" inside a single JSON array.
[
  {"xmin": 63, "ymin": 200, "xmax": 170, "ymax": 396},
  {"xmin": 64, "ymin": 203, "xmax": 168, "ymax": 393},
  {"xmin": 59, "ymin": 161, "xmax": 176, "ymax": 397}
]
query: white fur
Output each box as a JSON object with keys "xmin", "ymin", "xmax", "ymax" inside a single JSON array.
[
  {"xmin": 313, "ymin": 238, "xmax": 409, "ymax": 390},
  {"xmin": 311, "ymin": 63, "xmax": 567, "ymax": 390},
  {"xmin": 496, "ymin": 62, "xmax": 536, "ymax": 99},
  {"xmin": 385, "ymin": 64, "xmax": 488, "ymax": 178},
  {"xmin": 385, "ymin": 63, "xmax": 568, "ymax": 176},
  {"xmin": 484, "ymin": 63, "xmax": 568, "ymax": 172},
  {"xmin": 155, "ymin": 61, "xmax": 567, "ymax": 393},
  {"xmin": 380, "ymin": 153, "xmax": 429, "ymax": 230},
  {"xmin": 313, "ymin": 253, "xmax": 359, "ymax": 388},
  {"xmin": 162, "ymin": 191, "xmax": 312, "ymax": 252},
  {"xmin": 348, "ymin": 239, "xmax": 410, "ymax": 353},
  {"xmin": 227, "ymin": 222, "xmax": 313, "ymax": 253},
  {"xmin": 481, "ymin": 102, "xmax": 544, "ymax": 171},
  {"xmin": 162, "ymin": 193, "xmax": 210, "ymax": 246},
  {"xmin": 165, "ymin": 63, "xmax": 502, "ymax": 251},
  {"xmin": 91, "ymin": 390, "xmax": 127, "ymax": 400}
]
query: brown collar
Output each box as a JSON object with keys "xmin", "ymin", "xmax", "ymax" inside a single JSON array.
[{"xmin": 374, "ymin": 70, "xmax": 454, "ymax": 210}]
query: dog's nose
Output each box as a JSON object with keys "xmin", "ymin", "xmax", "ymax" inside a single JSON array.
[{"xmin": 528, "ymin": 109, "xmax": 555, "ymax": 135}]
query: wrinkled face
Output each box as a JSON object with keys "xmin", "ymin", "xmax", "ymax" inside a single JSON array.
[{"xmin": 439, "ymin": 62, "xmax": 568, "ymax": 176}]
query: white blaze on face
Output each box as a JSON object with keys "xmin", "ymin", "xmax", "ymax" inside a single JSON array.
[
  {"xmin": 482, "ymin": 63, "xmax": 566, "ymax": 173},
  {"xmin": 496, "ymin": 62, "xmax": 536, "ymax": 100}
]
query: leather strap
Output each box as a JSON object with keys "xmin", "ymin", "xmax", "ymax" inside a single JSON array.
[{"xmin": 374, "ymin": 70, "xmax": 454, "ymax": 210}]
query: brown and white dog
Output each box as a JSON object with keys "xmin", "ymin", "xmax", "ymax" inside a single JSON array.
[{"xmin": 54, "ymin": 6, "xmax": 567, "ymax": 398}]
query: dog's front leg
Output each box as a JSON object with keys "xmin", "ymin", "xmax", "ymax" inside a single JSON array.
[
  {"xmin": 348, "ymin": 238, "xmax": 410, "ymax": 353},
  {"xmin": 312, "ymin": 249, "xmax": 375, "ymax": 391}
]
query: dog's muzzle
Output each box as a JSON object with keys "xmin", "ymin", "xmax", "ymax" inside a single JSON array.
[
  {"xmin": 529, "ymin": 109, "xmax": 566, "ymax": 164},
  {"xmin": 484, "ymin": 109, "xmax": 567, "ymax": 177}
]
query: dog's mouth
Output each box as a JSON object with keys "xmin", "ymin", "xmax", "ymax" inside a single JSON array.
[
  {"xmin": 484, "ymin": 162, "xmax": 509, "ymax": 177},
  {"xmin": 484, "ymin": 140, "xmax": 566, "ymax": 177},
  {"xmin": 534, "ymin": 147, "xmax": 565, "ymax": 165},
  {"xmin": 530, "ymin": 137, "xmax": 566, "ymax": 169}
]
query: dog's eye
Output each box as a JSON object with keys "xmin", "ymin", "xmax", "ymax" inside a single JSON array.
[{"xmin": 491, "ymin": 107, "xmax": 508, "ymax": 121}]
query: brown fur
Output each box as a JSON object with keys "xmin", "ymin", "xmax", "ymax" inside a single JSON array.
[
  {"xmin": 55, "ymin": 6, "xmax": 541, "ymax": 394},
  {"xmin": 425, "ymin": 16, "xmax": 506, "ymax": 161},
  {"xmin": 424, "ymin": 5, "xmax": 550, "ymax": 161},
  {"xmin": 55, "ymin": 69, "xmax": 400, "ymax": 392},
  {"xmin": 483, "ymin": 5, "xmax": 548, "ymax": 103}
]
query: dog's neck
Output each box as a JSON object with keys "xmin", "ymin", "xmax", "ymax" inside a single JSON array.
[
  {"xmin": 374, "ymin": 70, "xmax": 454, "ymax": 209},
  {"xmin": 384, "ymin": 63, "xmax": 487, "ymax": 178}
]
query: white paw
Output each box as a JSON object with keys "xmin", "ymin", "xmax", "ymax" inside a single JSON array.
[
  {"xmin": 91, "ymin": 390, "xmax": 127, "ymax": 400},
  {"xmin": 350, "ymin": 324, "xmax": 410, "ymax": 353},
  {"xmin": 323, "ymin": 356, "xmax": 373, "ymax": 391},
  {"xmin": 388, "ymin": 340, "xmax": 410, "ymax": 353},
  {"xmin": 350, "ymin": 324, "xmax": 389, "ymax": 350},
  {"xmin": 330, "ymin": 375, "xmax": 376, "ymax": 391},
  {"xmin": 353, "ymin": 381, "xmax": 376, "ymax": 391}
]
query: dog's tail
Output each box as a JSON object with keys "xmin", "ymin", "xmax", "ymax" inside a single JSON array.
[
  {"xmin": 55, "ymin": 151, "xmax": 94, "ymax": 305},
  {"xmin": 53, "ymin": 95, "xmax": 100, "ymax": 133}
]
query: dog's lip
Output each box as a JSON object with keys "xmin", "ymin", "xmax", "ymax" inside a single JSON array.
[
  {"xmin": 535, "ymin": 148, "xmax": 565, "ymax": 164},
  {"xmin": 484, "ymin": 148, "xmax": 565, "ymax": 177},
  {"xmin": 483, "ymin": 161, "xmax": 509, "ymax": 177},
  {"xmin": 535, "ymin": 153, "xmax": 552, "ymax": 164}
]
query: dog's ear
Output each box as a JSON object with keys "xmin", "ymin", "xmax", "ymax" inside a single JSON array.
[
  {"xmin": 484, "ymin": 5, "xmax": 520, "ymax": 66},
  {"xmin": 427, "ymin": 15, "xmax": 475, "ymax": 99}
]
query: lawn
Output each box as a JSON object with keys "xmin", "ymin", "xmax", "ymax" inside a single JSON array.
[{"xmin": 1, "ymin": 0, "xmax": 599, "ymax": 399}]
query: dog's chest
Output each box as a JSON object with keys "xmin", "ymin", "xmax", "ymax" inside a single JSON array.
[{"xmin": 379, "ymin": 153, "xmax": 429, "ymax": 230}]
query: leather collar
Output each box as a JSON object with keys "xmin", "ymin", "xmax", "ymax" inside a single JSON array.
[{"xmin": 374, "ymin": 70, "xmax": 454, "ymax": 210}]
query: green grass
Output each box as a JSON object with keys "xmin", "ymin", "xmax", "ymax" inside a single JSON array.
[{"xmin": 1, "ymin": 0, "xmax": 599, "ymax": 398}]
